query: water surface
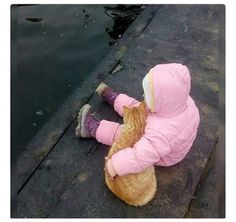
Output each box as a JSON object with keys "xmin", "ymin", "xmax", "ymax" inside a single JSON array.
[{"xmin": 11, "ymin": 4, "xmax": 143, "ymax": 159}]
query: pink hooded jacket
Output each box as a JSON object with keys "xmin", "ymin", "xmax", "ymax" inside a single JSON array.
[{"xmin": 97, "ymin": 63, "xmax": 200, "ymax": 176}]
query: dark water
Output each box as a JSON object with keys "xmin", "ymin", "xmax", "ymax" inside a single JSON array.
[{"xmin": 11, "ymin": 5, "xmax": 143, "ymax": 158}]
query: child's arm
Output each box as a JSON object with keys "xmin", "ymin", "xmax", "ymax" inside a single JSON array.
[
  {"xmin": 114, "ymin": 93, "xmax": 141, "ymax": 117},
  {"xmin": 107, "ymin": 133, "xmax": 170, "ymax": 177}
]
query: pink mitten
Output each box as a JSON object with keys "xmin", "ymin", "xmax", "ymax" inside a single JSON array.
[{"xmin": 106, "ymin": 159, "xmax": 117, "ymax": 179}]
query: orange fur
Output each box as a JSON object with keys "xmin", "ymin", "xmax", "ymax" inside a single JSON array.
[{"xmin": 105, "ymin": 101, "xmax": 157, "ymax": 206}]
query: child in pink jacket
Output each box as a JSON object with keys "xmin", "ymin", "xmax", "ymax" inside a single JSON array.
[{"xmin": 75, "ymin": 63, "xmax": 200, "ymax": 179}]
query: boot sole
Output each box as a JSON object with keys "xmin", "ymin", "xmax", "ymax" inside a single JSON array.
[
  {"xmin": 95, "ymin": 82, "xmax": 108, "ymax": 95},
  {"xmin": 75, "ymin": 104, "xmax": 92, "ymax": 138}
]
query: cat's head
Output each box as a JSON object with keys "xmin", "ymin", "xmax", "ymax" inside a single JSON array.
[{"xmin": 123, "ymin": 101, "xmax": 147, "ymax": 125}]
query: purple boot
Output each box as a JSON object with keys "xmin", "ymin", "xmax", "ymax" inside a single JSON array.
[
  {"xmin": 75, "ymin": 104, "xmax": 100, "ymax": 138},
  {"xmin": 95, "ymin": 82, "xmax": 119, "ymax": 106}
]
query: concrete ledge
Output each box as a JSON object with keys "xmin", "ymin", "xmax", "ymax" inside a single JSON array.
[
  {"xmin": 16, "ymin": 5, "xmax": 222, "ymax": 218},
  {"xmin": 16, "ymin": 5, "xmax": 159, "ymax": 193}
]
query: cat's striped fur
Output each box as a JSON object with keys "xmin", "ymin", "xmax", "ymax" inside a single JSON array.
[{"xmin": 105, "ymin": 101, "xmax": 157, "ymax": 206}]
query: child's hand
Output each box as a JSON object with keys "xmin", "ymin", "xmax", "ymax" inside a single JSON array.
[{"xmin": 104, "ymin": 157, "xmax": 117, "ymax": 179}]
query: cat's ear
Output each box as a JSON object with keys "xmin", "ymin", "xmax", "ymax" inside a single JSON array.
[
  {"xmin": 139, "ymin": 101, "xmax": 146, "ymax": 111},
  {"xmin": 123, "ymin": 106, "xmax": 130, "ymax": 113}
]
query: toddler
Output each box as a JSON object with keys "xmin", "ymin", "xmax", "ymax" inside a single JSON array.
[{"xmin": 75, "ymin": 63, "xmax": 200, "ymax": 179}]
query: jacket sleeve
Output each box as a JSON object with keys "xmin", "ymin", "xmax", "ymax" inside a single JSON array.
[
  {"xmin": 114, "ymin": 94, "xmax": 140, "ymax": 117},
  {"xmin": 111, "ymin": 133, "xmax": 170, "ymax": 176}
]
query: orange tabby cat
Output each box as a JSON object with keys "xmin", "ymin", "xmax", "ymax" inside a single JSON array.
[{"xmin": 105, "ymin": 101, "xmax": 157, "ymax": 206}]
